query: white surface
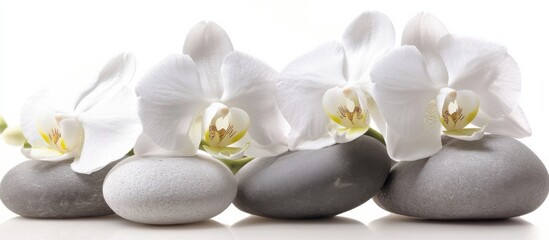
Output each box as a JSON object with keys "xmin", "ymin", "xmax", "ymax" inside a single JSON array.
[{"xmin": 1, "ymin": 0, "xmax": 548, "ymax": 239}]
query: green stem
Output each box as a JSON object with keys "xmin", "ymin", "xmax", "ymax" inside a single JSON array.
[
  {"xmin": 365, "ymin": 128, "xmax": 386, "ymax": 146},
  {"xmin": 0, "ymin": 115, "xmax": 7, "ymax": 134},
  {"xmin": 219, "ymin": 157, "xmax": 254, "ymax": 175}
]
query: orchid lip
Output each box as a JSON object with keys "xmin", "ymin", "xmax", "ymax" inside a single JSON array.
[
  {"xmin": 202, "ymin": 103, "xmax": 250, "ymax": 160},
  {"xmin": 322, "ymin": 86, "xmax": 370, "ymax": 143},
  {"xmin": 323, "ymin": 86, "xmax": 369, "ymax": 129},
  {"xmin": 436, "ymin": 88, "xmax": 481, "ymax": 135}
]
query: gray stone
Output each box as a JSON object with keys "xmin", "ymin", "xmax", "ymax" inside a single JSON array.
[
  {"xmin": 374, "ymin": 135, "xmax": 549, "ymax": 219},
  {"xmin": 0, "ymin": 160, "xmax": 118, "ymax": 218},
  {"xmin": 234, "ymin": 136, "xmax": 392, "ymax": 219},
  {"xmin": 103, "ymin": 155, "xmax": 237, "ymax": 225}
]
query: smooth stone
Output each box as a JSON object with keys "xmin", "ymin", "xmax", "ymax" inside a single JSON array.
[
  {"xmin": 0, "ymin": 160, "xmax": 118, "ymax": 218},
  {"xmin": 103, "ymin": 155, "xmax": 237, "ymax": 225},
  {"xmin": 234, "ymin": 136, "xmax": 392, "ymax": 219},
  {"xmin": 374, "ymin": 135, "xmax": 549, "ymax": 219}
]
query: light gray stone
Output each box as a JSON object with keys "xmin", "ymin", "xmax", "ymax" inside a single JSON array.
[
  {"xmin": 103, "ymin": 155, "xmax": 237, "ymax": 225},
  {"xmin": 0, "ymin": 160, "xmax": 117, "ymax": 218},
  {"xmin": 374, "ymin": 135, "xmax": 549, "ymax": 219},
  {"xmin": 234, "ymin": 136, "xmax": 392, "ymax": 219}
]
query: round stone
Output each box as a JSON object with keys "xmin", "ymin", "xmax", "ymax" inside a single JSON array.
[
  {"xmin": 374, "ymin": 135, "xmax": 549, "ymax": 219},
  {"xmin": 234, "ymin": 136, "xmax": 392, "ymax": 219},
  {"xmin": 0, "ymin": 160, "xmax": 117, "ymax": 218},
  {"xmin": 103, "ymin": 154, "xmax": 237, "ymax": 225}
]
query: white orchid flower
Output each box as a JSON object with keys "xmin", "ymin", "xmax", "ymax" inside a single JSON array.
[
  {"xmin": 276, "ymin": 11, "xmax": 395, "ymax": 150},
  {"xmin": 20, "ymin": 53, "xmax": 142, "ymax": 174},
  {"xmin": 371, "ymin": 12, "xmax": 531, "ymax": 161},
  {"xmin": 135, "ymin": 21, "xmax": 289, "ymax": 160}
]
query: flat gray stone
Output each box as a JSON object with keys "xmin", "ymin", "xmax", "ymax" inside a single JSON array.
[
  {"xmin": 0, "ymin": 160, "xmax": 117, "ymax": 218},
  {"xmin": 103, "ymin": 155, "xmax": 237, "ymax": 225},
  {"xmin": 234, "ymin": 136, "xmax": 392, "ymax": 219},
  {"xmin": 374, "ymin": 135, "xmax": 549, "ymax": 219}
]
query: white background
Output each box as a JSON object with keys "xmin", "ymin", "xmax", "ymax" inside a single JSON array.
[{"xmin": 0, "ymin": 0, "xmax": 548, "ymax": 239}]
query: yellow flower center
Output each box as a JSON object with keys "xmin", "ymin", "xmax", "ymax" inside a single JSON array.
[
  {"xmin": 436, "ymin": 88, "xmax": 481, "ymax": 136},
  {"xmin": 39, "ymin": 127, "xmax": 68, "ymax": 153},
  {"xmin": 202, "ymin": 104, "xmax": 250, "ymax": 160},
  {"xmin": 322, "ymin": 86, "xmax": 371, "ymax": 143},
  {"xmin": 206, "ymin": 107, "xmax": 240, "ymax": 148},
  {"xmin": 327, "ymin": 87, "xmax": 368, "ymax": 129}
]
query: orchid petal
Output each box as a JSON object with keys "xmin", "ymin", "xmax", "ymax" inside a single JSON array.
[
  {"xmin": 445, "ymin": 112, "xmax": 488, "ymax": 141},
  {"xmin": 402, "ymin": 12, "xmax": 448, "ymax": 53},
  {"xmin": 136, "ymin": 54, "xmax": 210, "ymax": 153},
  {"xmin": 385, "ymin": 100, "xmax": 444, "ymax": 161},
  {"xmin": 203, "ymin": 144, "xmax": 247, "ymax": 160},
  {"xmin": 286, "ymin": 135, "xmax": 336, "ymax": 151},
  {"xmin": 72, "ymin": 87, "xmax": 141, "ymax": 174},
  {"xmin": 385, "ymin": 126, "xmax": 442, "ymax": 161},
  {"xmin": 20, "ymin": 112, "xmax": 41, "ymax": 148},
  {"xmin": 24, "ymin": 148, "xmax": 74, "ymax": 162},
  {"xmin": 444, "ymin": 125, "xmax": 486, "ymax": 141},
  {"xmin": 422, "ymin": 52, "xmax": 450, "ymax": 87},
  {"xmin": 328, "ymin": 123, "xmax": 369, "ymax": 144},
  {"xmin": 478, "ymin": 106, "xmax": 531, "ymax": 138},
  {"xmin": 242, "ymin": 133, "xmax": 289, "ymax": 158},
  {"xmin": 220, "ymin": 52, "xmax": 288, "ymax": 157},
  {"xmin": 138, "ymin": 100, "xmax": 203, "ymax": 155},
  {"xmin": 341, "ymin": 11, "xmax": 395, "ymax": 82},
  {"xmin": 355, "ymin": 86, "xmax": 386, "ymax": 134},
  {"xmin": 74, "ymin": 52, "xmax": 136, "ymax": 114},
  {"xmin": 402, "ymin": 12, "xmax": 450, "ymax": 86},
  {"xmin": 439, "ymin": 35, "xmax": 521, "ymax": 119},
  {"xmin": 366, "ymin": 96, "xmax": 386, "ymax": 135},
  {"xmin": 59, "ymin": 118, "xmax": 84, "ymax": 152},
  {"xmin": 356, "ymin": 84, "xmax": 385, "ymax": 134},
  {"xmin": 277, "ymin": 41, "xmax": 347, "ymax": 150},
  {"xmin": 183, "ymin": 21, "xmax": 234, "ymax": 99},
  {"xmin": 371, "ymin": 46, "xmax": 441, "ymax": 137},
  {"xmin": 402, "ymin": 12, "xmax": 449, "ymax": 86}
]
